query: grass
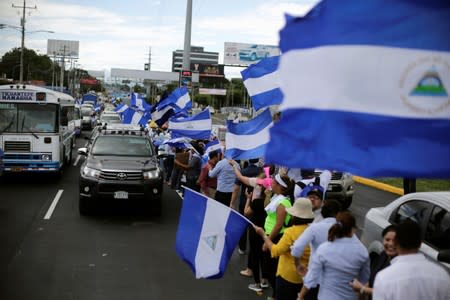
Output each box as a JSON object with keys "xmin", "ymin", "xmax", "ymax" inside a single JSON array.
[{"xmin": 374, "ymin": 178, "xmax": 450, "ymax": 192}]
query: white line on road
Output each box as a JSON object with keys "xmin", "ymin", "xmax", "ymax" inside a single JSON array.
[
  {"xmin": 73, "ymin": 155, "xmax": 81, "ymax": 166},
  {"xmin": 43, "ymin": 189, "xmax": 64, "ymax": 220}
]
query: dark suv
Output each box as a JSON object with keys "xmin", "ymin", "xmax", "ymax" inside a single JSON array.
[{"xmin": 78, "ymin": 124, "xmax": 163, "ymax": 215}]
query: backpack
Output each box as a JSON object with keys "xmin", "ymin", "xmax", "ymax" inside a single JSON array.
[{"xmin": 296, "ymin": 176, "xmax": 324, "ymax": 198}]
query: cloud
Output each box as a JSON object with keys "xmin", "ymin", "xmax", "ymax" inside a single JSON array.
[{"xmin": 0, "ymin": 0, "xmax": 318, "ymax": 78}]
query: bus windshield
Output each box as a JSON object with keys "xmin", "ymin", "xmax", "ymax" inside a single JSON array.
[{"xmin": 0, "ymin": 103, "xmax": 58, "ymax": 133}]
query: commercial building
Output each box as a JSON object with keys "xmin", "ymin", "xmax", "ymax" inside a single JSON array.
[{"xmin": 171, "ymin": 46, "xmax": 219, "ymax": 73}]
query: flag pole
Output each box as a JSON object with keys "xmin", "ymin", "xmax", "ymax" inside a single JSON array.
[{"xmin": 181, "ymin": 186, "xmax": 255, "ymax": 227}]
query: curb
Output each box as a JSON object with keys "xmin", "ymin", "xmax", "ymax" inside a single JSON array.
[{"xmin": 353, "ymin": 176, "xmax": 404, "ymax": 196}]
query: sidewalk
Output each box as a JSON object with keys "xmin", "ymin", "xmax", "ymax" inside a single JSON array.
[{"xmin": 353, "ymin": 176, "xmax": 404, "ymax": 196}]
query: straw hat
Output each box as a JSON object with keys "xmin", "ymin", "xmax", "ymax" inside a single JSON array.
[{"xmin": 286, "ymin": 197, "xmax": 315, "ymax": 219}]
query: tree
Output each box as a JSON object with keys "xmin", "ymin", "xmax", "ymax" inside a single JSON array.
[{"xmin": 0, "ymin": 48, "xmax": 54, "ymax": 84}]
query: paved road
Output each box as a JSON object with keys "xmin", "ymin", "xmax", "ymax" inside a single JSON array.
[{"xmin": 0, "ymin": 130, "xmax": 399, "ymax": 300}]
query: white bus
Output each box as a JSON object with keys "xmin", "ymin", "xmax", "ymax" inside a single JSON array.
[{"xmin": 0, "ymin": 84, "xmax": 76, "ymax": 173}]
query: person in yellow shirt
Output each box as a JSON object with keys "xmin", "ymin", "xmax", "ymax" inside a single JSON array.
[{"xmin": 255, "ymin": 198, "xmax": 314, "ymax": 300}]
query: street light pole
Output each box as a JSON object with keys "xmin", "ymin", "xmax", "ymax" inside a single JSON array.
[
  {"xmin": 182, "ymin": 0, "xmax": 192, "ymax": 71},
  {"xmin": 12, "ymin": 0, "xmax": 37, "ymax": 84}
]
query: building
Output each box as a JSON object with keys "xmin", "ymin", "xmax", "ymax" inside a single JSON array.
[{"xmin": 171, "ymin": 46, "xmax": 219, "ymax": 73}]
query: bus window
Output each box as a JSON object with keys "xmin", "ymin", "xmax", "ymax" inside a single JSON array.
[
  {"xmin": 18, "ymin": 103, "xmax": 57, "ymax": 133},
  {"xmin": 61, "ymin": 106, "xmax": 75, "ymax": 126},
  {"xmin": 0, "ymin": 103, "xmax": 17, "ymax": 133}
]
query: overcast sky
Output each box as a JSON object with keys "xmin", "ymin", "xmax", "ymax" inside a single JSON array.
[{"xmin": 0, "ymin": 0, "xmax": 318, "ymax": 78}]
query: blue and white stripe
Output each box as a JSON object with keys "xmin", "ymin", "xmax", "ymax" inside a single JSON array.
[
  {"xmin": 114, "ymin": 103, "xmax": 129, "ymax": 115},
  {"xmin": 158, "ymin": 87, "xmax": 192, "ymax": 113},
  {"xmin": 175, "ymin": 189, "xmax": 249, "ymax": 279},
  {"xmin": 225, "ymin": 109, "xmax": 272, "ymax": 160},
  {"xmin": 169, "ymin": 109, "xmax": 212, "ymax": 140},
  {"xmin": 131, "ymin": 93, "xmax": 152, "ymax": 112},
  {"xmin": 241, "ymin": 56, "xmax": 283, "ymax": 111},
  {"xmin": 122, "ymin": 108, "xmax": 150, "ymax": 126},
  {"xmin": 266, "ymin": 0, "xmax": 450, "ymax": 178}
]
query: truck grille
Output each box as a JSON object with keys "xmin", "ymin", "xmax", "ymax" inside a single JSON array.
[
  {"xmin": 4, "ymin": 141, "xmax": 31, "ymax": 152},
  {"xmin": 99, "ymin": 170, "xmax": 143, "ymax": 181}
]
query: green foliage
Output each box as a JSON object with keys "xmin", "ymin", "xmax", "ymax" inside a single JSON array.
[
  {"xmin": 0, "ymin": 48, "xmax": 54, "ymax": 83},
  {"xmin": 375, "ymin": 178, "xmax": 450, "ymax": 192},
  {"xmin": 194, "ymin": 94, "xmax": 211, "ymax": 107}
]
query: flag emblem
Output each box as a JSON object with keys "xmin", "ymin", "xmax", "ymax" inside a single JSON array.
[
  {"xmin": 203, "ymin": 235, "xmax": 218, "ymax": 251},
  {"xmin": 410, "ymin": 67, "xmax": 448, "ymax": 97},
  {"xmin": 400, "ymin": 56, "xmax": 450, "ymax": 115}
]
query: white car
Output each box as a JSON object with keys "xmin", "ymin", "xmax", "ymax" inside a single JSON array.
[{"xmin": 361, "ymin": 192, "xmax": 450, "ymax": 272}]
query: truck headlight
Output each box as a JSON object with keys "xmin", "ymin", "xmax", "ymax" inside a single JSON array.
[
  {"xmin": 83, "ymin": 166, "xmax": 100, "ymax": 179},
  {"xmin": 41, "ymin": 154, "xmax": 52, "ymax": 161},
  {"xmin": 143, "ymin": 169, "xmax": 161, "ymax": 180}
]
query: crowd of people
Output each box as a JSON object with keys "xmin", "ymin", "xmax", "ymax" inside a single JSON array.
[{"xmin": 152, "ymin": 128, "xmax": 449, "ymax": 300}]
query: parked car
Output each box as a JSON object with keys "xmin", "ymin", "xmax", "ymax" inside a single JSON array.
[
  {"xmin": 361, "ymin": 192, "xmax": 450, "ymax": 272},
  {"xmin": 77, "ymin": 124, "xmax": 163, "ymax": 215},
  {"xmin": 315, "ymin": 170, "xmax": 354, "ymax": 209}
]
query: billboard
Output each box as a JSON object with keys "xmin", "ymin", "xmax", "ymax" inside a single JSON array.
[
  {"xmin": 190, "ymin": 63, "xmax": 224, "ymax": 77},
  {"xmin": 47, "ymin": 39, "xmax": 79, "ymax": 58},
  {"xmin": 224, "ymin": 42, "xmax": 279, "ymax": 66}
]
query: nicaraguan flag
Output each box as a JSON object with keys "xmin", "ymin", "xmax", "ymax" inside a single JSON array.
[
  {"xmin": 169, "ymin": 109, "xmax": 212, "ymax": 140},
  {"xmin": 266, "ymin": 0, "xmax": 450, "ymax": 178},
  {"xmin": 114, "ymin": 103, "xmax": 129, "ymax": 115},
  {"xmin": 151, "ymin": 105, "xmax": 175, "ymax": 127},
  {"xmin": 201, "ymin": 139, "xmax": 223, "ymax": 165},
  {"xmin": 225, "ymin": 109, "xmax": 272, "ymax": 160},
  {"xmin": 131, "ymin": 93, "xmax": 152, "ymax": 112},
  {"xmin": 241, "ymin": 56, "xmax": 283, "ymax": 111},
  {"xmin": 157, "ymin": 87, "xmax": 192, "ymax": 113},
  {"xmin": 204, "ymin": 140, "xmax": 222, "ymax": 155},
  {"xmin": 162, "ymin": 137, "xmax": 193, "ymax": 149},
  {"xmin": 175, "ymin": 188, "xmax": 250, "ymax": 279},
  {"xmin": 122, "ymin": 108, "xmax": 149, "ymax": 126}
]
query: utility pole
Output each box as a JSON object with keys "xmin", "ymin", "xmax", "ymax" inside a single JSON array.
[
  {"xmin": 60, "ymin": 45, "xmax": 66, "ymax": 92},
  {"xmin": 182, "ymin": 0, "xmax": 192, "ymax": 71},
  {"xmin": 12, "ymin": 0, "xmax": 36, "ymax": 84},
  {"xmin": 148, "ymin": 46, "xmax": 152, "ymax": 71}
]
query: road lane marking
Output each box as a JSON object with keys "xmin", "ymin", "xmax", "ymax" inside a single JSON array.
[
  {"xmin": 73, "ymin": 155, "xmax": 81, "ymax": 166},
  {"xmin": 43, "ymin": 189, "xmax": 64, "ymax": 220}
]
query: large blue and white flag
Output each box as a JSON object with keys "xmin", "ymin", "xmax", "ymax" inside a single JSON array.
[
  {"xmin": 114, "ymin": 103, "xmax": 129, "ymax": 115},
  {"xmin": 225, "ymin": 109, "xmax": 272, "ymax": 160},
  {"xmin": 151, "ymin": 105, "xmax": 175, "ymax": 127},
  {"xmin": 169, "ymin": 109, "xmax": 212, "ymax": 140},
  {"xmin": 158, "ymin": 87, "xmax": 192, "ymax": 113},
  {"xmin": 130, "ymin": 93, "xmax": 152, "ymax": 112},
  {"xmin": 241, "ymin": 56, "xmax": 283, "ymax": 111},
  {"xmin": 266, "ymin": 0, "xmax": 450, "ymax": 178},
  {"xmin": 122, "ymin": 108, "xmax": 150, "ymax": 126},
  {"xmin": 175, "ymin": 188, "xmax": 250, "ymax": 279}
]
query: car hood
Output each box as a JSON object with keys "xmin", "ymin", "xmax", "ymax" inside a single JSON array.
[{"xmin": 86, "ymin": 155, "xmax": 158, "ymax": 171}]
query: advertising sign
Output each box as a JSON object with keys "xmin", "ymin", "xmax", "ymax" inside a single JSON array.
[
  {"xmin": 190, "ymin": 63, "xmax": 224, "ymax": 76},
  {"xmin": 47, "ymin": 39, "xmax": 79, "ymax": 58},
  {"xmin": 80, "ymin": 78, "xmax": 98, "ymax": 85},
  {"xmin": 224, "ymin": 42, "xmax": 280, "ymax": 66},
  {"xmin": 199, "ymin": 88, "xmax": 227, "ymax": 96},
  {"xmin": 180, "ymin": 70, "xmax": 192, "ymax": 88}
]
